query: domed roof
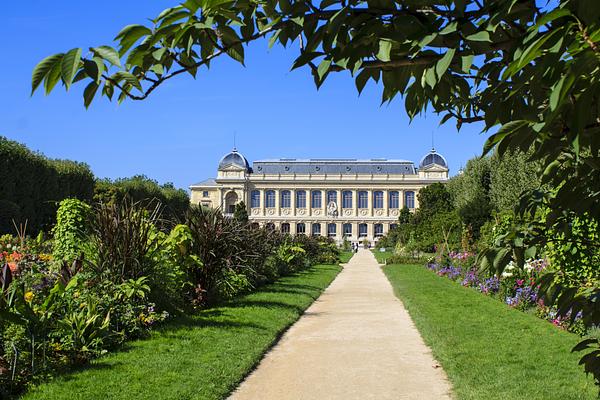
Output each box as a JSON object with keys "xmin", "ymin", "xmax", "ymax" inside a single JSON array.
[
  {"xmin": 419, "ymin": 148, "xmax": 448, "ymax": 169},
  {"xmin": 218, "ymin": 148, "xmax": 249, "ymax": 171}
]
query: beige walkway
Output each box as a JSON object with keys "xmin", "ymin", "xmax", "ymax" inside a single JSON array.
[{"xmin": 229, "ymin": 249, "xmax": 452, "ymax": 400}]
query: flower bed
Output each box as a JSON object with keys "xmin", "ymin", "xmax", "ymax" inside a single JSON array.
[{"xmin": 426, "ymin": 253, "xmax": 585, "ymax": 334}]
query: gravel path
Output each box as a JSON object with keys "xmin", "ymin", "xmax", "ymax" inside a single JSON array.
[{"xmin": 229, "ymin": 249, "xmax": 453, "ymax": 400}]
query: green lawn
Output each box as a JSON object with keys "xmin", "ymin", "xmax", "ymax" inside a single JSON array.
[
  {"xmin": 372, "ymin": 249, "xmax": 393, "ymax": 263},
  {"xmin": 23, "ymin": 264, "xmax": 341, "ymax": 400},
  {"xmin": 339, "ymin": 250, "xmax": 354, "ymax": 263},
  {"xmin": 383, "ymin": 264, "xmax": 596, "ymax": 400}
]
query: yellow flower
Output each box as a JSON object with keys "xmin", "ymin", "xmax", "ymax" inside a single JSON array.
[{"xmin": 24, "ymin": 291, "xmax": 34, "ymax": 302}]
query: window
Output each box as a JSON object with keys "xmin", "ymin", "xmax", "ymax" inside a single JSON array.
[
  {"xmin": 327, "ymin": 223, "xmax": 337, "ymax": 237},
  {"xmin": 265, "ymin": 190, "xmax": 276, "ymax": 208},
  {"xmin": 342, "ymin": 191, "xmax": 353, "ymax": 208},
  {"xmin": 373, "ymin": 191, "xmax": 384, "ymax": 209},
  {"xmin": 296, "ymin": 223, "xmax": 306, "ymax": 234},
  {"xmin": 375, "ymin": 224, "xmax": 384, "ymax": 237},
  {"xmin": 312, "ymin": 223, "xmax": 321, "ymax": 236},
  {"xmin": 389, "ymin": 191, "xmax": 399, "ymax": 208},
  {"xmin": 405, "ymin": 191, "xmax": 415, "ymax": 209},
  {"xmin": 359, "ymin": 223, "xmax": 368, "ymax": 237},
  {"xmin": 296, "ymin": 190, "xmax": 306, "ymax": 208},
  {"xmin": 343, "ymin": 223, "xmax": 352, "ymax": 237},
  {"xmin": 203, "ymin": 191, "xmax": 209, "ymax": 198},
  {"xmin": 281, "ymin": 190, "xmax": 291, "ymax": 208},
  {"xmin": 281, "ymin": 223, "xmax": 290, "ymax": 234},
  {"xmin": 358, "ymin": 191, "xmax": 368, "ymax": 209},
  {"xmin": 265, "ymin": 223, "xmax": 275, "ymax": 231},
  {"xmin": 251, "ymin": 222, "xmax": 260, "ymax": 229},
  {"xmin": 390, "ymin": 223, "xmax": 398, "ymax": 231},
  {"xmin": 251, "ymin": 190, "xmax": 260, "ymax": 208},
  {"xmin": 311, "ymin": 191, "xmax": 322, "ymax": 208},
  {"xmin": 201, "ymin": 202, "xmax": 210, "ymax": 208},
  {"xmin": 327, "ymin": 190, "xmax": 337, "ymax": 205}
]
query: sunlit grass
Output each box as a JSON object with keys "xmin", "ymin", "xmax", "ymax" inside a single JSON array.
[
  {"xmin": 384, "ymin": 264, "xmax": 596, "ymax": 399},
  {"xmin": 23, "ymin": 264, "xmax": 341, "ymax": 400}
]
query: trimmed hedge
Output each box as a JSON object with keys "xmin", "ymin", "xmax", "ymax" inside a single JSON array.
[{"xmin": 0, "ymin": 136, "xmax": 94, "ymax": 234}]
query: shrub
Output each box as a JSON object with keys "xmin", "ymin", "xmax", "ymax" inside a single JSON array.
[{"xmin": 52, "ymin": 198, "xmax": 91, "ymax": 262}]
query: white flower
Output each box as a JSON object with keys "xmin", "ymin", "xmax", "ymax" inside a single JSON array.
[
  {"xmin": 502, "ymin": 271, "xmax": 514, "ymax": 278},
  {"xmin": 505, "ymin": 261, "xmax": 516, "ymax": 271}
]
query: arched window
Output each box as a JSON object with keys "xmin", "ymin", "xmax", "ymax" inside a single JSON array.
[
  {"xmin": 312, "ymin": 223, "xmax": 321, "ymax": 236},
  {"xmin": 343, "ymin": 223, "xmax": 352, "ymax": 237},
  {"xmin": 358, "ymin": 223, "xmax": 368, "ymax": 237},
  {"xmin": 327, "ymin": 223, "xmax": 337, "ymax": 237},
  {"xmin": 296, "ymin": 223, "xmax": 306, "ymax": 234},
  {"xmin": 251, "ymin": 190, "xmax": 260, "ymax": 208},
  {"xmin": 281, "ymin": 223, "xmax": 290, "ymax": 234},
  {"xmin": 311, "ymin": 191, "xmax": 322, "ymax": 208},
  {"xmin": 390, "ymin": 223, "xmax": 398, "ymax": 231},
  {"xmin": 251, "ymin": 222, "xmax": 260, "ymax": 230},
  {"xmin": 265, "ymin": 190, "xmax": 276, "ymax": 208},
  {"xmin": 374, "ymin": 224, "xmax": 384, "ymax": 237},
  {"xmin": 281, "ymin": 190, "xmax": 291, "ymax": 208},
  {"xmin": 265, "ymin": 223, "xmax": 275, "ymax": 231},
  {"xmin": 405, "ymin": 191, "xmax": 415, "ymax": 209},
  {"xmin": 327, "ymin": 190, "xmax": 337, "ymax": 205},
  {"xmin": 342, "ymin": 191, "xmax": 353, "ymax": 208},
  {"xmin": 373, "ymin": 191, "xmax": 384, "ymax": 209},
  {"xmin": 358, "ymin": 191, "xmax": 368, "ymax": 209},
  {"xmin": 296, "ymin": 190, "xmax": 306, "ymax": 208},
  {"xmin": 389, "ymin": 191, "xmax": 399, "ymax": 208}
]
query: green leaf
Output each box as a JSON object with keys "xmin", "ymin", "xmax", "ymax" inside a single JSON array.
[
  {"xmin": 91, "ymin": 46, "xmax": 122, "ymax": 67},
  {"xmin": 112, "ymin": 71, "xmax": 143, "ymax": 92},
  {"xmin": 115, "ymin": 24, "xmax": 152, "ymax": 55},
  {"xmin": 44, "ymin": 61, "xmax": 63, "ymax": 95},
  {"xmin": 466, "ymin": 31, "xmax": 491, "ymax": 42},
  {"xmin": 83, "ymin": 82, "xmax": 99, "ymax": 109},
  {"xmin": 31, "ymin": 53, "xmax": 64, "ymax": 95},
  {"xmin": 317, "ymin": 59, "xmax": 331, "ymax": 79},
  {"xmin": 377, "ymin": 40, "xmax": 392, "ymax": 62},
  {"xmin": 60, "ymin": 48, "xmax": 82, "ymax": 90},
  {"xmin": 461, "ymin": 55, "xmax": 474, "ymax": 73},
  {"xmin": 435, "ymin": 48, "xmax": 455, "ymax": 79}
]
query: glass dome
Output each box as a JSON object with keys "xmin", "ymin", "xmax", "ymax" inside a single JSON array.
[
  {"xmin": 419, "ymin": 148, "xmax": 448, "ymax": 169},
  {"xmin": 218, "ymin": 148, "xmax": 250, "ymax": 171}
]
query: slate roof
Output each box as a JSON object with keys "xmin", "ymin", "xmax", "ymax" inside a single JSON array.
[
  {"xmin": 190, "ymin": 178, "xmax": 217, "ymax": 187},
  {"xmin": 251, "ymin": 159, "xmax": 417, "ymax": 175},
  {"xmin": 419, "ymin": 149, "xmax": 448, "ymax": 168}
]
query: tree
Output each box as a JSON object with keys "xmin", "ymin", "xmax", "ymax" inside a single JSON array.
[
  {"xmin": 233, "ymin": 201, "xmax": 249, "ymax": 224},
  {"xmin": 416, "ymin": 182, "xmax": 453, "ymax": 218},
  {"xmin": 31, "ymin": 0, "xmax": 600, "ymax": 388}
]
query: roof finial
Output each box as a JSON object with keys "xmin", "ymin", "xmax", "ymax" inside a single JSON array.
[
  {"xmin": 431, "ymin": 131, "xmax": 435, "ymax": 151},
  {"xmin": 233, "ymin": 131, "xmax": 237, "ymax": 151}
]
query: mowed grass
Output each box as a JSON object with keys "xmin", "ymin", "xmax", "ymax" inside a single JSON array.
[
  {"xmin": 339, "ymin": 250, "xmax": 354, "ymax": 263},
  {"xmin": 383, "ymin": 264, "xmax": 597, "ymax": 400},
  {"xmin": 23, "ymin": 264, "xmax": 341, "ymax": 400}
]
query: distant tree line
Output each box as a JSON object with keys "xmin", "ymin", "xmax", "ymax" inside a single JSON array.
[{"xmin": 0, "ymin": 136, "xmax": 189, "ymax": 234}]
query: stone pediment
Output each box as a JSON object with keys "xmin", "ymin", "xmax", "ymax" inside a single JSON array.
[
  {"xmin": 420, "ymin": 163, "xmax": 448, "ymax": 172},
  {"xmin": 219, "ymin": 163, "xmax": 247, "ymax": 172}
]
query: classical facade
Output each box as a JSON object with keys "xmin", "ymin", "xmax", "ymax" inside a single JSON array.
[{"xmin": 190, "ymin": 148, "xmax": 449, "ymax": 243}]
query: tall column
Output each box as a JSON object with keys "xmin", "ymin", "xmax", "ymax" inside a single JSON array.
[
  {"xmin": 383, "ymin": 189, "xmax": 388, "ymax": 216},
  {"xmin": 290, "ymin": 221, "xmax": 297, "ymax": 235},
  {"xmin": 337, "ymin": 221, "xmax": 344, "ymax": 242},
  {"xmin": 367, "ymin": 223, "xmax": 374, "ymax": 243},
  {"xmin": 399, "ymin": 190, "xmax": 404, "ymax": 209},
  {"xmin": 322, "ymin": 189, "xmax": 327, "ymax": 215},
  {"xmin": 275, "ymin": 189, "xmax": 281, "ymax": 216},
  {"xmin": 368, "ymin": 190, "xmax": 374, "ymax": 217},
  {"xmin": 308, "ymin": 190, "xmax": 313, "ymax": 216},
  {"xmin": 260, "ymin": 189, "xmax": 266, "ymax": 216},
  {"xmin": 291, "ymin": 189, "xmax": 296, "ymax": 215},
  {"xmin": 337, "ymin": 189, "xmax": 342, "ymax": 211},
  {"xmin": 352, "ymin": 189, "xmax": 358, "ymax": 217}
]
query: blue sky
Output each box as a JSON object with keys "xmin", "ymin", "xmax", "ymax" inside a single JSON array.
[{"xmin": 2, "ymin": 1, "xmax": 489, "ymax": 191}]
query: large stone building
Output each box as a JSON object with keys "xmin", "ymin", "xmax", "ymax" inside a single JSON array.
[{"xmin": 190, "ymin": 148, "xmax": 449, "ymax": 243}]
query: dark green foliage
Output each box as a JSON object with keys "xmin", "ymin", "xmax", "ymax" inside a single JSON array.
[
  {"xmin": 233, "ymin": 201, "xmax": 249, "ymax": 223},
  {"xmin": 94, "ymin": 176, "xmax": 189, "ymax": 224},
  {"xmin": 89, "ymin": 200, "xmax": 163, "ymax": 283},
  {"xmin": 0, "ymin": 137, "xmax": 94, "ymax": 234}
]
